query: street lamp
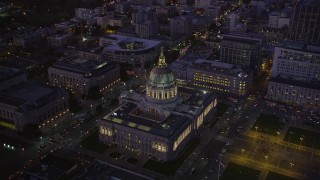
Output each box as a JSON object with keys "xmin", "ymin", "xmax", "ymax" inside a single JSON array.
[
  {"xmin": 276, "ymin": 131, "xmax": 280, "ymax": 136},
  {"xmin": 290, "ymin": 162, "xmax": 294, "ymax": 168},
  {"xmin": 300, "ymin": 137, "xmax": 304, "ymax": 145},
  {"xmin": 255, "ymin": 126, "xmax": 258, "ymax": 132},
  {"xmin": 241, "ymin": 148, "xmax": 245, "ymax": 155}
]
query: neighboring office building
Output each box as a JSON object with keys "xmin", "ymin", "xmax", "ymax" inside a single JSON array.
[
  {"xmin": 75, "ymin": 7, "xmax": 108, "ymax": 25},
  {"xmin": 169, "ymin": 15, "xmax": 192, "ymax": 39},
  {"xmin": 100, "ymin": 34, "xmax": 161, "ymax": 66},
  {"xmin": 54, "ymin": 21, "xmax": 77, "ymax": 33},
  {"xmin": 13, "ymin": 27, "xmax": 55, "ymax": 47},
  {"xmin": 171, "ymin": 59, "xmax": 253, "ymax": 96},
  {"xmin": 47, "ymin": 33, "xmax": 73, "ymax": 48},
  {"xmin": 266, "ymin": 77, "xmax": 320, "ymax": 112},
  {"xmin": 135, "ymin": 21, "xmax": 158, "ymax": 39},
  {"xmin": 288, "ymin": 1, "xmax": 320, "ymax": 44},
  {"xmin": 220, "ymin": 33, "xmax": 263, "ymax": 73},
  {"xmin": 266, "ymin": 41, "xmax": 320, "ymax": 111},
  {"xmin": 0, "ymin": 66, "xmax": 27, "ymax": 93},
  {"xmin": 66, "ymin": 45, "xmax": 103, "ymax": 60},
  {"xmin": 0, "ymin": 84, "xmax": 69, "ymax": 131},
  {"xmin": 271, "ymin": 42, "xmax": 320, "ymax": 82},
  {"xmin": 48, "ymin": 56, "xmax": 120, "ymax": 95},
  {"xmin": 260, "ymin": 26, "xmax": 288, "ymax": 45},
  {"xmin": 99, "ymin": 52, "xmax": 217, "ymax": 161},
  {"xmin": 268, "ymin": 12, "xmax": 290, "ymax": 29}
]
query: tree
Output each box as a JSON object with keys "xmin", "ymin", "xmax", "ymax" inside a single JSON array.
[
  {"xmin": 22, "ymin": 124, "xmax": 42, "ymax": 139},
  {"xmin": 88, "ymin": 86, "xmax": 102, "ymax": 100},
  {"xmin": 96, "ymin": 104, "xmax": 103, "ymax": 112}
]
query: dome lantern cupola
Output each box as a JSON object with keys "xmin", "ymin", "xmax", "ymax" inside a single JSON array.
[{"xmin": 146, "ymin": 47, "xmax": 177, "ymax": 103}]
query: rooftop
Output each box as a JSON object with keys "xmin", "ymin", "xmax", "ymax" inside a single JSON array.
[
  {"xmin": 270, "ymin": 77, "xmax": 320, "ymax": 90},
  {"xmin": 48, "ymin": 33, "xmax": 72, "ymax": 40},
  {"xmin": 0, "ymin": 57, "xmax": 41, "ymax": 70},
  {"xmin": 100, "ymin": 34, "xmax": 161, "ymax": 51},
  {"xmin": 103, "ymin": 102, "xmax": 191, "ymax": 138},
  {"xmin": 0, "ymin": 84, "xmax": 65, "ymax": 108},
  {"xmin": 281, "ymin": 41, "xmax": 320, "ymax": 53},
  {"xmin": 170, "ymin": 59, "xmax": 252, "ymax": 78},
  {"xmin": 222, "ymin": 33, "xmax": 263, "ymax": 44},
  {"xmin": 50, "ymin": 56, "xmax": 118, "ymax": 76},
  {"xmin": 0, "ymin": 66, "xmax": 25, "ymax": 83},
  {"xmin": 102, "ymin": 86, "xmax": 216, "ymax": 138}
]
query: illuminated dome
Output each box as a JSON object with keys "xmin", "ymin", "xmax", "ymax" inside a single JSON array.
[{"xmin": 146, "ymin": 47, "xmax": 177, "ymax": 103}]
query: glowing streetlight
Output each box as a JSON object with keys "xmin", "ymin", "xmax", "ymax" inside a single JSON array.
[
  {"xmin": 241, "ymin": 148, "xmax": 245, "ymax": 155},
  {"xmin": 290, "ymin": 162, "xmax": 294, "ymax": 168},
  {"xmin": 300, "ymin": 137, "xmax": 304, "ymax": 145}
]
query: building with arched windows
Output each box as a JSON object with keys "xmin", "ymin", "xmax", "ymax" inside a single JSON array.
[{"xmin": 99, "ymin": 49, "xmax": 217, "ymax": 161}]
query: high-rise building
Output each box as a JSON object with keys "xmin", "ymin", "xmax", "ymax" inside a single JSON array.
[
  {"xmin": 220, "ymin": 33, "xmax": 263, "ymax": 73},
  {"xmin": 288, "ymin": 0, "xmax": 320, "ymax": 44}
]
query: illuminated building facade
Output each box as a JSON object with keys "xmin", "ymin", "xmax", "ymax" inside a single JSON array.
[
  {"xmin": 271, "ymin": 42, "xmax": 320, "ymax": 82},
  {"xmin": 48, "ymin": 56, "xmax": 120, "ymax": 95},
  {"xmin": 171, "ymin": 59, "xmax": 253, "ymax": 96},
  {"xmin": 266, "ymin": 41, "xmax": 320, "ymax": 111},
  {"xmin": 99, "ymin": 50, "xmax": 217, "ymax": 161},
  {"xmin": 266, "ymin": 77, "xmax": 320, "ymax": 111},
  {"xmin": 0, "ymin": 84, "xmax": 69, "ymax": 131}
]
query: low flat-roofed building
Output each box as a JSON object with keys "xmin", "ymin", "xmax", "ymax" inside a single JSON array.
[
  {"xmin": 54, "ymin": 21, "xmax": 77, "ymax": 33},
  {"xmin": 99, "ymin": 52, "xmax": 217, "ymax": 161},
  {"xmin": 0, "ymin": 66, "xmax": 27, "ymax": 92},
  {"xmin": 171, "ymin": 59, "xmax": 253, "ymax": 96},
  {"xmin": 47, "ymin": 33, "xmax": 73, "ymax": 47},
  {"xmin": 266, "ymin": 77, "xmax": 320, "ymax": 112},
  {"xmin": 21, "ymin": 154, "xmax": 77, "ymax": 180},
  {"xmin": 48, "ymin": 56, "xmax": 120, "ymax": 95},
  {"xmin": 66, "ymin": 45, "xmax": 103, "ymax": 60},
  {"xmin": 13, "ymin": 27, "xmax": 55, "ymax": 47},
  {"xmin": 0, "ymin": 84, "xmax": 69, "ymax": 131},
  {"xmin": 100, "ymin": 34, "xmax": 161, "ymax": 66}
]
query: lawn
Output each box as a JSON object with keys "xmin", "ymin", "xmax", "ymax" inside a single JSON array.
[
  {"xmin": 80, "ymin": 128, "xmax": 108, "ymax": 154},
  {"xmin": 208, "ymin": 116, "xmax": 220, "ymax": 129},
  {"xmin": 109, "ymin": 151, "xmax": 121, "ymax": 159},
  {"xmin": 265, "ymin": 171, "xmax": 297, "ymax": 180},
  {"xmin": 215, "ymin": 103, "xmax": 230, "ymax": 117},
  {"xmin": 127, "ymin": 157, "xmax": 138, "ymax": 165},
  {"xmin": 220, "ymin": 162, "xmax": 260, "ymax": 180},
  {"xmin": 251, "ymin": 114, "xmax": 284, "ymax": 136},
  {"xmin": 284, "ymin": 127, "xmax": 320, "ymax": 149},
  {"xmin": 143, "ymin": 138, "xmax": 199, "ymax": 176}
]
